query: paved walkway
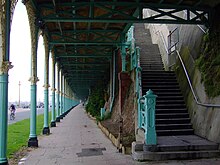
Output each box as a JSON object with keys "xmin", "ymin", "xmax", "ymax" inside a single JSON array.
[{"xmin": 20, "ymin": 105, "xmax": 220, "ymax": 165}]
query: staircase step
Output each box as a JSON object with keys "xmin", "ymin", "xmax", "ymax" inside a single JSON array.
[
  {"xmin": 141, "ymin": 75, "xmax": 176, "ymax": 80},
  {"xmin": 156, "ymin": 104, "xmax": 186, "ymax": 109},
  {"xmin": 156, "ymin": 118, "xmax": 191, "ymax": 124},
  {"xmin": 141, "ymin": 63, "xmax": 164, "ymax": 67},
  {"xmin": 157, "ymin": 96, "xmax": 184, "ymax": 100},
  {"xmin": 142, "ymin": 67, "xmax": 164, "ymax": 70},
  {"xmin": 156, "ymin": 113, "xmax": 189, "ymax": 119},
  {"xmin": 149, "ymin": 92, "xmax": 183, "ymax": 97},
  {"xmin": 157, "ymin": 129, "xmax": 194, "ymax": 136},
  {"xmin": 142, "ymin": 89, "xmax": 182, "ymax": 94},
  {"xmin": 142, "ymin": 85, "xmax": 180, "ymax": 91},
  {"xmin": 140, "ymin": 57, "xmax": 162, "ymax": 60},
  {"xmin": 133, "ymin": 150, "xmax": 220, "ymax": 161},
  {"xmin": 142, "ymin": 81, "xmax": 178, "ymax": 84},
  {"xmin": 132, "ymin": 135, "xmax": 220, "ymax": 161},
  {"xmin": 156, "ymin": 123, "xmax": 193, "ymax": 130},
  {"xmin": 141, "ymin": 71, "xmax": 176, "ymax": 76},
  {"xmin": 156, "ymin": 100, "xmax": 185, "ymax": 104},
  {"xmin": 156, "ymin": 108, "xmax": 189, "ymax": 114}
]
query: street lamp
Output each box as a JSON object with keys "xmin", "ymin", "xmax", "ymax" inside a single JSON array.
[{"xmin": 18, "ymin": 81, "xmax": 21, "ymax": 108}]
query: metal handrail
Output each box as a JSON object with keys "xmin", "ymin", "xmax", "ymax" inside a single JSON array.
[
  {"xmin": 155, "ymin": 30, "xmax": 169, "ymax": 54},
  {"xmin": 176, "ymin": 49, "xmax": 220, "ymax": 108}
]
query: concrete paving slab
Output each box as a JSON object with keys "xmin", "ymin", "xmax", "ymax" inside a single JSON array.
[{"xmin": 21, "ymin": 104, "xmax": 220, "ymax": 165}]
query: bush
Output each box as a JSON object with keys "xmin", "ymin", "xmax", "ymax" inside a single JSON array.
[{"xmin": 85, "ymin": 85, "xmax": 106, "ymax": 117}]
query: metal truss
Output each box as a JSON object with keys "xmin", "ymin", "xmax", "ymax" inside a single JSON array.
[
  {"xmin": 39, "ymin": 2, "xmax": 211, "ymax": 25},
  {"xmin": 50, "ymin": 30, "xmax": 120, "ymax": 44}
]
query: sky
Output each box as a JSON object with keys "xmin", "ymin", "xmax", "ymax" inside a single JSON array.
[{"xmin": 9, "ymin": 1, "xmax": 51, "ymax": 103}]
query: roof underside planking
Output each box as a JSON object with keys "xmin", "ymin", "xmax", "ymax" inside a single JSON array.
[{"xmin": 31, "ymin": 0, "xmax": 220, "ymax": 99}]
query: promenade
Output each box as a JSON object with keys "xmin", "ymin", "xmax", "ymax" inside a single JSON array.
[{"xmin": 19, "ymin": 105, "xmax": 220, "ymax": 165}]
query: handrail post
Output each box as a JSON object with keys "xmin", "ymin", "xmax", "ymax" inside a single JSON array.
[
  {"xmin": 144, "ymin": 89, "xmax": 157, "ymax": 146},
  {"xmin": 138, "ymin": 98, "xmax": 143, "ymax": 128},
  {"xmin": 100, "ymin": 108, "xmax": 105, "ymax": 120},
  {"xmin": 136, "ymin": 46, "xmax": 143, "ymax": 129}
]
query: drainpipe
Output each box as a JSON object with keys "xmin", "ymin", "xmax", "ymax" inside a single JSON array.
[{"xmin": 110, "ymin": 49, "xmax": 116, "ymax": 112}]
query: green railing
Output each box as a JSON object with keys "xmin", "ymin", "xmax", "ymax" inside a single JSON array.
[
  {"xmin": 131, "ymin": 25, "xmax": 157, "ymax": 145},
  {"xmin": 126, "ymin": 25, "xmax": 137, "ymax": 70},
  {"xmin": 138, "ymin": 90, "xmax": 157, "ymax": 145}
]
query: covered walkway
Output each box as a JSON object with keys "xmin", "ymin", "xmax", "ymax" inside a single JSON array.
[
  {"xmin": 1, "ymin": 1, "xmax": 220, "ymax": 164},
  {"xmin": 20, "ymin": 104, "xmax": 137, "ymax": 165},
  {"xmin": 19, "ymin": 105, "xmax": 220, "ymax": 165}
]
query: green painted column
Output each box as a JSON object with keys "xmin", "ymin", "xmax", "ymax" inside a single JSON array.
[
  {"xmin": 59, "ymin": 72, "xmax": 63, "ymax": 119},
  {"xmin": 26, "ymin": 0, "xmax": 39, "ymax": 148},
  {"xmin": 28, "ymin": 64, "xmax": 39, "ymax": 147},
  {"xmin": 121, "ymin": 34, "xmax": 126, "ymax": 72},
  {"xmin": 29, "ymin": 84, "xmax": 38, "ymax": 142},
  {"xmin": 42, "ymin": 39, "xmax": 50, "ymax": 135},
  {"xmin": 110, "ymin": 49, "xmax": 116, "ymax": 112},
  {"xmin": 56, "ymin": 63, "xmax": 60, "ymax": 122},
  {"xmin": 0, "ymin": 1, "xmax": 11, "ymax": 164},
  {"xmin": 121, "ymin": 45, "xmax": 126, "ymax": 72},
  {"xmin": 0, "ymin": 74, "xmax": 9, "ymax": 165},
  {"xmin": 63, "ymin": 77, "xmax": 66, "ymax": 113},
  {"xmin": 50, "ymin": 51, "xmax": 56, "ymax": 127},
  {"xmin": 63, "ymin": 78, "xmax": 66, "ymax": 114}
]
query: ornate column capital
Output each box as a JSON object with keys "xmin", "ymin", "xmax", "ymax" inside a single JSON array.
[
  {"xmin": 43, "ymin": 84, "xmax": 50, "ymax": 89},
  {"xmin": 0, "ymin": 61, "xmax": 13, "ymax": 74},
  {"xmin": 28, "ymin": 76, "xmax": 39, "ymax": 84},
  {"xmin": 51, "ymin": 88, "xmax": 56, "ymax": 92}
]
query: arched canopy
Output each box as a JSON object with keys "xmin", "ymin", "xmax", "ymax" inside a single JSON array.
[{"xmin": 25, "ymin": 0, "xmax": 219, "ymax": 99}]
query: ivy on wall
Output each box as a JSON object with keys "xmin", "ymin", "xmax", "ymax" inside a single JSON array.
[
  {"xmin": 196, "ymin": 31, "xmax": 220, "ymax": 97},
  {"xmin": 85, "ymin": 84, "xmax": 106, "ymax": 117}
]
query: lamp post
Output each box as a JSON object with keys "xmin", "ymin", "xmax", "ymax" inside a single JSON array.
[{"xmin": 18, "ymin": 81, "xmax": 21, "ymax": 108}]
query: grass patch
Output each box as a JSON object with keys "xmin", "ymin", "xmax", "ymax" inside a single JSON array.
[{"xmin": 7, "ymin": 112, "xmax": 51, "ymax": 158}]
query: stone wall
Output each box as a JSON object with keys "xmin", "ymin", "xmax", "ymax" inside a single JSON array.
[{"xmin": 110, "ymin": 70, "xmax": 136, "ymax": 136}]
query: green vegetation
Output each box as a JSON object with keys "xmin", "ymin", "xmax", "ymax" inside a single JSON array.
[
  {"xmin": 7, "ymin": 112, "xmax": 51, "ymax": 158},
  {"xmin": 96, "ymin": 111, "xmax": 112, "ymax": 122},
  {"xmin": 85, "ymin": 85, "xmax": 106, "ymax": 118},
  {"xmin": 196, "ymin": 32, "xmax": 220, "ymax": 97}
]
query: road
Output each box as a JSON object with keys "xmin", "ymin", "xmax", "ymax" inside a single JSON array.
[{"xmin": 8, "ymin": 108, "xmax": 51, "ymax": 125}]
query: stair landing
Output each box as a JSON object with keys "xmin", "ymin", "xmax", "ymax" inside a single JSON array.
[{"xmin": 132, "ymin": 135, "xmax": 220, "ymax": 161}]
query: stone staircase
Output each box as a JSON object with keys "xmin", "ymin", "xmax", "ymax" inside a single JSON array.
[{"xmin": 132, "ymin": 23, "xmax": 220, "ymax": 160}]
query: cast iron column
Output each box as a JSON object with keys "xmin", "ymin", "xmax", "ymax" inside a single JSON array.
[
  {"xmin": 50, "ymin": 50, "xmax": 56, "ymax": 127},
  {"xmin": 42, "ymin": 37, "xmax": 50, "ymax": 135},
  {"xmin": 26, "ymin": 1, "xmax": 40, "ymax": 147},
  {"xmin": 56, "ymin": 63, "xmax": 60, "ymax": 122},
  {"xmin": 0, "ymin": 0, "xmax": 12, "ymax": 164}
]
